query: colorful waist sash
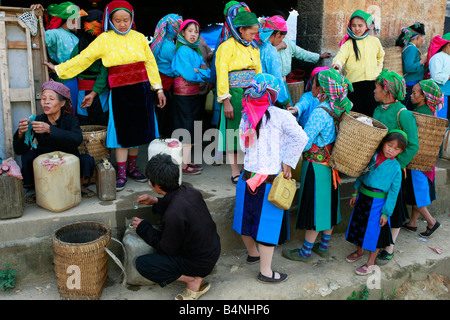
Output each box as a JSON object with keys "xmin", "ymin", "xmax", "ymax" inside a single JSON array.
[
  {"xmin": 229, "ymin": 69, "xmax": 256, "ymax": 88},
  {"xmin": 160, "ymin": 72, "xmax": 174, "ymax": 91},
  {"xmin": 303, "ymin": 143, "xmax": 333, "ymax": 164},
  {"xmin": 360, "ymin": 185, "xmax": 387, "ymax": 199},
  {"xmin": 174, "ymin": 76, "xmax": 199, "ymax": 96},
  {"xmin": 108, "ymin": 62, "xmax": 148, "ymax": 88},
  {"xmin": 77, "ymin": 78, "xmax": 96, "ymax": 91}
]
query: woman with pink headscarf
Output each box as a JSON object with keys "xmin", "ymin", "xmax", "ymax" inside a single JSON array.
[
  {"xmin": 256, "ymin": 15, "xmax": 292, "ymax": 110},
  {"xmin": 290, "ymin": 66, "xmax": 329, "ymax": 127}
]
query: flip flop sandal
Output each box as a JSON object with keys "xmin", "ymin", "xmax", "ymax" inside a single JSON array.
[
  {"xmin": 345, "ymin": 250, "xmax": 365, "ymax": 263},
  {"xmin": 81, "ymin": 187, "xmax": 95, "ymax": 198},
  {"xmin": 419, "ymin": 221, "xmax": 440, "ymax": 237},
  {"xmin": 175, "ymin": 282, "xmax": 211, "ymax": 300},
  {"xmin": 25, "ymin": 193, "xmax": 36, "ymax": 204}
]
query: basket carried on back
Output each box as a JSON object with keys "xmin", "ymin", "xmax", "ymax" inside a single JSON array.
[
  {"xmin": 331, "ymin": 111, "xmax": 388, "ymax": 177},
  {"xmin": 287, "ymin": 81, "xmax": 304, "ymax": 105},
  {"xmin": 383, "ymin": 46, "xmax": 403, "ymax": 76},
  {"xmin": 405, "ymin": 112, "xmax": 449, "ymax": 171},
  {"xmin": 52, "ymin": 221, "xmax": 111, "ymax": 300},
  {"xmin": 78, "ymin": 125, "xmax": 109, "ymax": 163}
]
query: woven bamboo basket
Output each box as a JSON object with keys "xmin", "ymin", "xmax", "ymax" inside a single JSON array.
[
  {"xmin": 405, "ymin": 112, "xmax": 449, "ymax": 171},
  {"xmin": 383, "ymin": 46, "xmax": 403, "ymax": 76},
  {"xmin": 287, "ymin": 81, "xmax": 304, "ymax": 105},
  {"xmin": 78, "ymin": 125, "xmax": 109, "ymax": 163},
  {"xmin": 331, "ymin": 111, "xmax": 388, "ymax": 177},
  {"xmin": 52, "ymin": 221, "xmax": 111, "ymax": 300}
]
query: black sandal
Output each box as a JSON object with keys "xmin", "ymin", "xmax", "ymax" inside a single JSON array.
[
  {"xmin": 419, "ymin": 221, "xmax": 440, "ymax": 237},
  {"xmin": 231, "ymin": 175, "xmax": 240, "ymax": 184},
  {"xmin": 257, "ymin": 271, "xmax": 288, "ymax": 284}
]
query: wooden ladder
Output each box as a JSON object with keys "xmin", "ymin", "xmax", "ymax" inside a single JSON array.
[{"xmin": 0, "ymin": 7, "xmax": 48, "ymax": 159}]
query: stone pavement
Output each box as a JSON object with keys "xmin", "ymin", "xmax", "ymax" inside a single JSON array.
[{"xmin": 0, "ymin": 152, "xmax": 449, "ymax": 301}]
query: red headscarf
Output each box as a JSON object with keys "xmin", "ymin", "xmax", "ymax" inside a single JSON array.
[{"xmin": 102, "ymin": 0, "xmax": 135, "ymax": 32}]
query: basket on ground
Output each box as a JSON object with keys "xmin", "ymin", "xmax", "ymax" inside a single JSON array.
[
  {"xmin": 405, "ymin": 112, "xmax": 449, "ymax": 171},
  {"xmin": 52, "ymin": 221, "xmax": 111, "ymax": 300},
  {"xmin": 331, "ymin": 111, "xmax": 388, "ymax": 177},
  {"xmin": 78, "ymin": 125, "xmax": 109, "ymax": 163},
  {"xmin": 383, "ymin": 46, "xmax": 403, "ymax": 76}
]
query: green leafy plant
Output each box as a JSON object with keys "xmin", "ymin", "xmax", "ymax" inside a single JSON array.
[
  {"xmin": 347, "ymin": 285, "xmax": 370, "ymax": 300},
  {"xmin": 381, "ymin": 285, "xmax": 396, "ymax": 300},
  {"xmin": 0, "ymin": 263, "xmax": 18, "ymax": 292}
]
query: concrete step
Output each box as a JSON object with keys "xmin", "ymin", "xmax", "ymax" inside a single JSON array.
[{"xmin": 0, "ymin": 156, "xmax": 449, "ymax": 299}]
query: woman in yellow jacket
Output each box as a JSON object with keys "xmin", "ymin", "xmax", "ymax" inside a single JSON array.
[{"xmin": 332, "ymin": 10, "xmax": 384, "ymax": 117}]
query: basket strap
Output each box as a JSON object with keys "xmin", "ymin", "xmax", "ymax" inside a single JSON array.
[
  {"xmin": 396, "ymin": 107, "xmax": 407, "ymax": 130},
  {"xmin": 445, "ymin": 129, "xmax": 450, "ymax": 151},
  {"xmin": 104, "ymin": 237, "xmax": 127, "ymax": 286}
]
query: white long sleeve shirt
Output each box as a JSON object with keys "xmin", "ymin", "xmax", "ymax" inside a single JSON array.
[{"xmin": 239, "ymin": 106, "xmax": 308, "ymax": 175}]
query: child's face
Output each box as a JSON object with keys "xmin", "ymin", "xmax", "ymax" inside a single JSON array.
[
  {"xmin": 182, "ymin": 23, "xmax": 199, "ymax": 44},
  {"xmin": 382, "ymin": 139, "xmax": 403, "ymax": 159},
  {"xmin": 112, "ymin": 9, "xmax": 132, "ymax": 33}
]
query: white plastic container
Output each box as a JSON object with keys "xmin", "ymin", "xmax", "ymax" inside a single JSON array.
[
  {"xmin": 33, "ymin": 151, "xmax": 81, "ymax": 212},
  {"xmin": 148, "ymin": 138, "xmax": 182, "ymax": 185},
  {"xmin": 122, "ymin": 224, "xmax": 155, "ymax": 286}
]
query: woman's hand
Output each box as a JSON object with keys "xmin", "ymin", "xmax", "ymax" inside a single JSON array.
[
  {"xmin": 31, "ymin": 121, "xmax": 50, "ymax": 134},
  {"xmin": 331, "ymin": 64, "xmax": 341, "ymax": 72},
  {"xmin": 80, "ymin": 91, "xmax": 97, "ymax": 108},
  {"xmin": 199, "ymin": 64, "xmax": 208, "ymax": 70},
  {"xmin": 30, "ymin": 4, "xmax": 44, "ymax": 10},
  {"xmin": 136, "ymin": 194, "xmax": 158, "ymax": 206},
  {"xmin": 320, "ymin": 52, "xmax": 332, "ymax": 59},
  {"xmin": 282, "ymin": 162, "xmax": 292, "ymax": 180},
  {"xmin": 157, "ymin": 91, "xmax": 166, "ymax": 108},
  {"xmin": 286, "ymin": 106, "xmax": 297, "ymax": 114},
  {"xmin": 44, "ymin": 61, "xmax": 56, "ymax": 73},
  {"xmin": 223, "ymin": 98, "xmax": 234, "ymax": 120},
  {"xmin": 17, "ymin": 118, "xmax": 31, "ymax": 139}
]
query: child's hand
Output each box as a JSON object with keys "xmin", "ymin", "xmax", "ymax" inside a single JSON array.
[
  {"xmin": 380, "ymin": 215, "xmax": 388, "ymax": 227},
  {"xmin": 200, "ymin": 64, "xmax": 208, "ymax": 70},
  {"xmin": 132, "ymin": 217, "xmax": 143, "ymax": 230},
  {"xmin": 349, "ymin": 196, "xmax": 357, "ymax": 207}
]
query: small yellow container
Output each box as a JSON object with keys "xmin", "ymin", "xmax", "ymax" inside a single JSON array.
[{"xmin": 268, "ymin": 172, "xmax": 297, "ymax": 210}]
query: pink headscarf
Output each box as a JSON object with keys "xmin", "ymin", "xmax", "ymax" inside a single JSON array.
[
  {"xmin": 306, "ymin": 66, "xmax": 330, "ymax": 91},
  {"xmin": 179, "ymin": 19, "xmax": 199, "ymax": 31},
  {"xmin": 426, "ymin": 34, "xmax": 450, "ymax": 67},
  {"xmin": 255, "ymin": 15, "xmax": 287, "ymax": 43}
]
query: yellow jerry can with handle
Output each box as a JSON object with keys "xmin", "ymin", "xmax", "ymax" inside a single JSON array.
[{"xmin": 268, "ymin": 172, "xmax": 297, "ymax": 210}]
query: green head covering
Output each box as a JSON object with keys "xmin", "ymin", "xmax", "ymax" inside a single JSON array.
[
  {"xmin": 232, "ymin": 11, "xmax": 259, "ymax": 28},
  {"xmin": 47, "ymin": 2, "xmax": 82, "ymax": 19},
  {"xmin": 419, "ymin": 79, "xmax": 444, "ymax": 114},
  {"xmin": 224, "ymin": 1, "xmax": 240, "ymax": 15},
  {"xmin": 351, "ymin": 10, "xmax": 373, "ymax": 27},
  {"xmin": 443, "ymin": 33, "xmax": 450, "ymax": 41},
  {"xmin": 317, "ymin": 68, "xmax": 354, "ymax": 116},
  {"xmin": 376, "ymin": 69, "xmax": 406, "ymax": 101},
  {"xmin": 388, "ymin": 129, "xmax": 408, "ymax": 144}
]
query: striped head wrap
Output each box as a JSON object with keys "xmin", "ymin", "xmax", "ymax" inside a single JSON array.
[
  {"xmin": 376, "ymin": 69, "xmax": 406, "ymax": 101},
  {"xmin": 255, "ymin": 15, "xmax": 287, "ymax": 44},
  {"xmin": 419, "ymin": 79, "xmax": 444, "ymax": 115},
  {"xmin": 151, "ymin": 13, "xmax": 183, "ymax": 56},
  {"xmin": 241, "ymin": 73, "xmax": 281, "ymax": 147},
  {"xmin": 339, "ymin": 10, "xmax": 379, "ymax": 47},
  {"xmin": 45, "ymin": 2, "xmax": 87, "ymax": 30},
  {"xmin": 217, "ymin": 2, "xmax": 259, "ymax": 48},
  {"xmin": 317, "ymin": 68, "xmax": 354, "ymax": 116},
  {"xmin": 395, "ymin": 22, "xmax": 424, "ymax": 47},
  {"xmin": 102, "ymin": 0, "xmax": 135, "ymax": 35}
]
